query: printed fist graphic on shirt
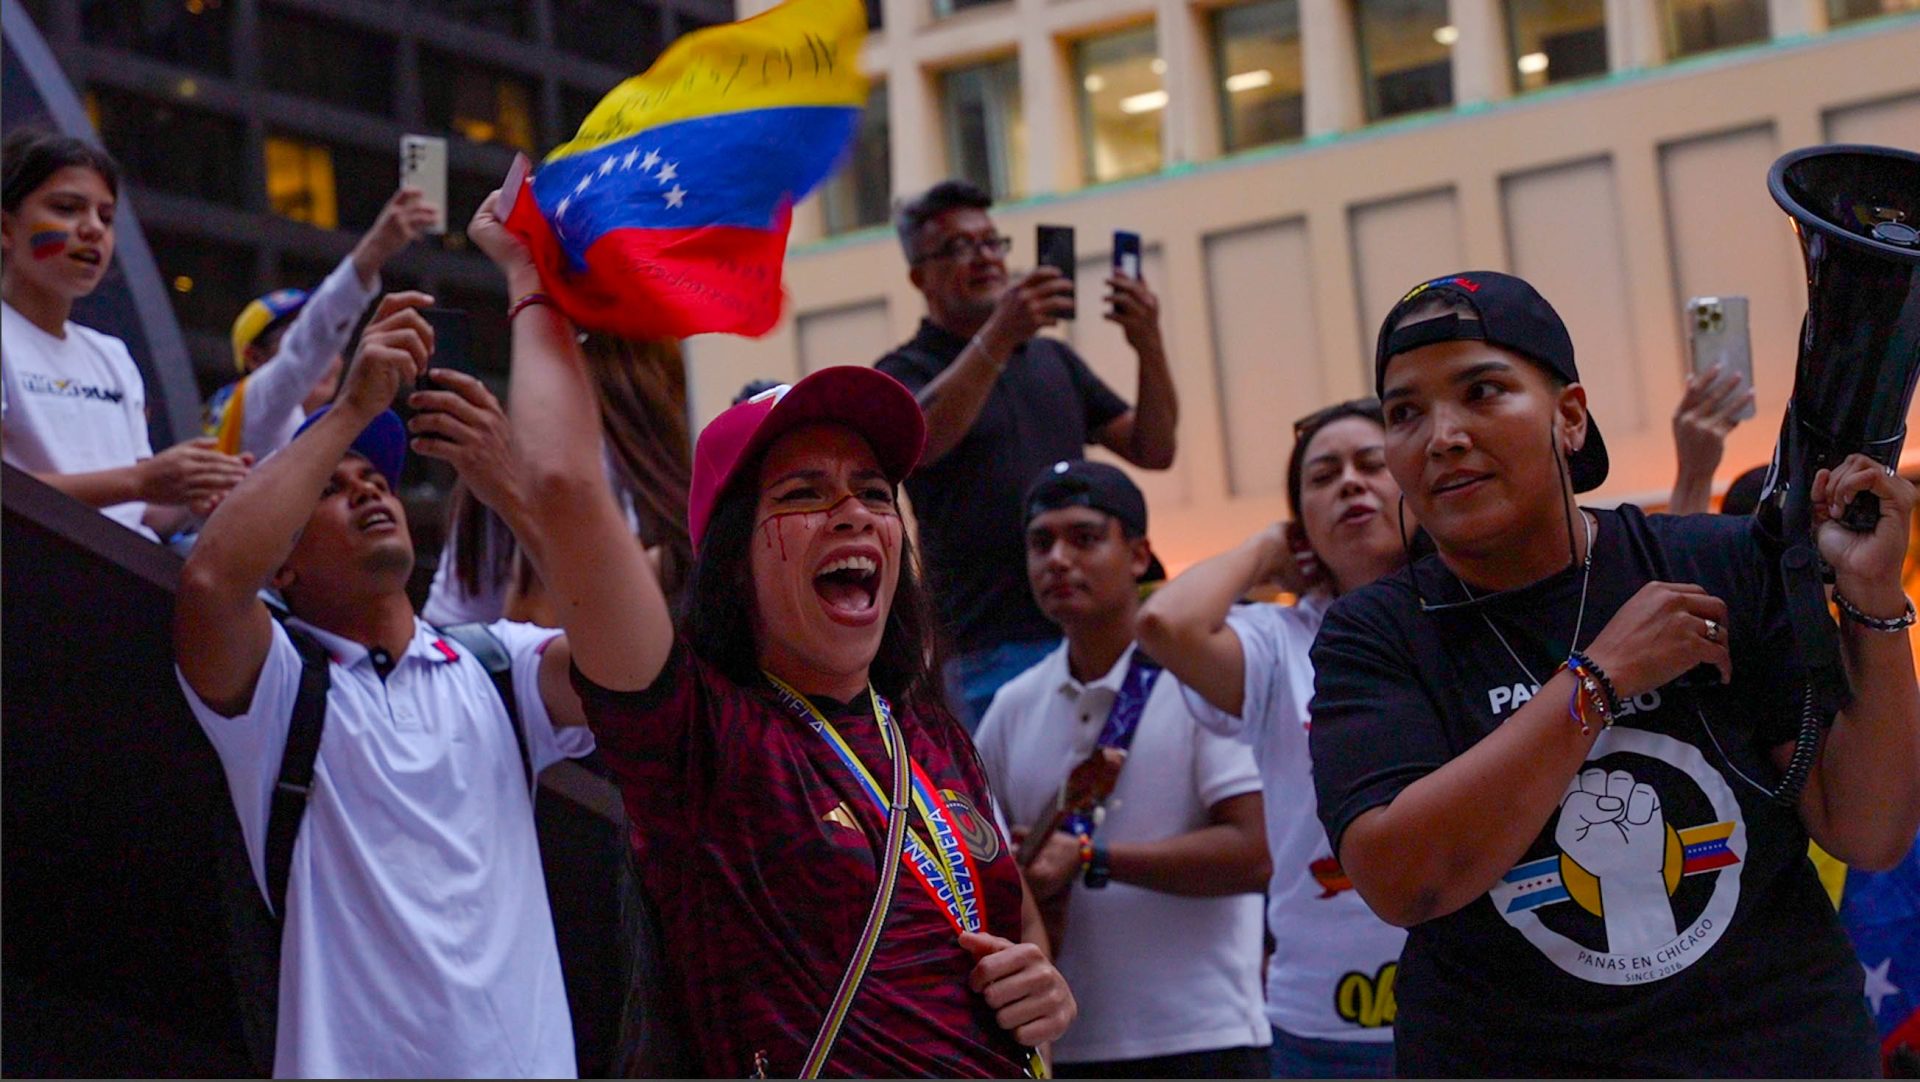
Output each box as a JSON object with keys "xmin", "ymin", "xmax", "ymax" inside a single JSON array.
[{"xmin": 1556, "ymin": 768, "xmax": 1678, "ymax": 955}]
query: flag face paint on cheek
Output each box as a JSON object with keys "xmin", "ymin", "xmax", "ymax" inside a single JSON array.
[{"xmin": 28, "ymin": 224, "xmax": 69, "ymax": 260}]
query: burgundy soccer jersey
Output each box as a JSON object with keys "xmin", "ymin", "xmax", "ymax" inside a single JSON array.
[{"xmin": 573, "ymin": 644, "xmax": 1030, "ymax": 1078}]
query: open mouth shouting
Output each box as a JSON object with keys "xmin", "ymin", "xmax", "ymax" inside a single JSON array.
[
  {"xmin": 355, "ymin": 504, "xmax": 400, "ymax": 535},
  {"xmin": 813, "ymin": 546, "xmax": 882, "ymax": 626}
]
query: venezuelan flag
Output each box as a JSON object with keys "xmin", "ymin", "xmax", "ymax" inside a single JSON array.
[{"xmin": 504, "ymin": 0, "xmax": 866, "ymax": 340}]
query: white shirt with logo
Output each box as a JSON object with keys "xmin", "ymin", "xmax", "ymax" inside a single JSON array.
[
  {"xmin": 1179, "ymin": 594, "xmax": 1405, "ymax": 1043},
  {"xmin": 176, "ymin": 616, "xmax": 594, "ymax": 1078},
  {"xmin": 976, "ymin": 640, "xmax": 1268, "ymax": 1064},
  {"xmin": 1, "ymin": 300, "xmax": 155, "ymax": 537}
]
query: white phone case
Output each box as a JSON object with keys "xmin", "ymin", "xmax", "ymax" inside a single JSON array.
[
  {"xmin": 400, "ymin": 134, "xmax": 449, "ymax": 235},
  {"xmin": 1685, "ymin": 295, "xmax": 1757, "ymax": 421}
]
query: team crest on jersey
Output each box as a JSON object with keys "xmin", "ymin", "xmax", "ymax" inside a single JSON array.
[
  {"xmin": 1489, "ymin": 727, "xmax": 1745, "ymax": 986},
  {"xmin": 940, "ymin": 789, "xmax": 1002, "ymax": 863}
]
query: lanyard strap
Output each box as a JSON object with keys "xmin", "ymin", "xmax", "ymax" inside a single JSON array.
[
  {"xmin": 1096, "ymin": 650, "xmax": 1164, "ymax": 751},
  {"xmin": 764, "ymin": 674, "xmax": 983, "ymax": 935}
]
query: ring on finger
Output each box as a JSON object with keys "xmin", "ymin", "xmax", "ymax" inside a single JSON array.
[{"xmin": 1703, "ymin": 618, "xmax": 1721, "ymax": 644}]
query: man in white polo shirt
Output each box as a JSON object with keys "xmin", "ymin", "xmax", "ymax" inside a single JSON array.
[
  {"xmin": 174, "ymin": 292, "xmax": 591, "ymax": 1078},
  {"xmin": 975, "ymin": 460, "xmax": 1271, "ymax": 1077}
]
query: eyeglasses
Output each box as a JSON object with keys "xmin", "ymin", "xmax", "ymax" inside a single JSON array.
[
  {"xmin": 1292, "ymin": 398, "xmax": 1383, "ymax": 440},
  {"xmin": 913, "ymin": 233, "xmax": 1013, "ymax": 265}
]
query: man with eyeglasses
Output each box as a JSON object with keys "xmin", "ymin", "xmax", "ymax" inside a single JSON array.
[{"xmin": 876, "ymin": 179, "xmax": 1178, "ymax": 730}]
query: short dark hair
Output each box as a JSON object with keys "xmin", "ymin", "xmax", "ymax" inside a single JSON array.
[
  {"xmin": 732, "ymin": 378, "xmax": 784, "ymax": 406},
  {"xmin": 894, "ymin": 179, "xmax": 992, "ymax": 261},
  {"xmin": 1288, "ymin": 398, "xmax": 1385, "ymax": 518},
  {"xmin": 2, "ymin": 129, "xmax": 120, "ymax": 213}
]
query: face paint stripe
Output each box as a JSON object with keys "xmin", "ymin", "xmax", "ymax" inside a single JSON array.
[{"xmin": 28, "ymin": 225, "xmax": 69, "ymax": 260}]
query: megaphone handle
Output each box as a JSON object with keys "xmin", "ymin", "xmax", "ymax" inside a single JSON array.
[{"xmin": 1841, "ymin": 491, "xmax": 1881, "ymax": 532}]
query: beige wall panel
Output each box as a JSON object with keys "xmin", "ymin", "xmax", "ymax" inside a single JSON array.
[
  {"xmin": 1203, "ymin": 219, "xmax": 1325, "ymax": 499},
  {"xmin": 1659, "ymin": 125, "xmax": 1805, "ymax": 486},
  {"xmin": 1822, "ymin": 91, "xmax": 1920, "ymax": 147},
  {"xmin": 1064, "ymin": 246, "xmax": 1195, "ymax": 509},
  {"xmin": 1348, "ymin": 189, "xmax": 1466, "ymax": 370},
  {"xmin": 797, "ymin": 299, "xmax": 894, "ymax": 375},
  {"xmin": 1502, "ymin": 156, "xmax": 1645, "ymax": 450}
]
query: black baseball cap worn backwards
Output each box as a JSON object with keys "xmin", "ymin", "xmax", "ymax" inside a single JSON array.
[
  {"xmin": 1374, "ymin": 270, "xmax": 1610, "ymax": 493},
  {"xmin": 1025, "ymin": 459, "xmax": 1167, "ymax": 583}
]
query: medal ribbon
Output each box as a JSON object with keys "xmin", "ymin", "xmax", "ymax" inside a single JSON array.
[{"xmin": 765, "ymin": 673, "xmax": 983, "ymax": 935}]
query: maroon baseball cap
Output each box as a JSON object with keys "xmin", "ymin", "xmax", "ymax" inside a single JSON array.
[{"xmin": 689, "ymin": 365, "xmax": 927, "ymax": 546}]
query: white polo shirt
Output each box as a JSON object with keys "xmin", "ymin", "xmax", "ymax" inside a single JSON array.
[
  {"xmin": 1178, "ymin": 594, "xmax": 1406, "ymax": 1043},
  {"xmin": 976, "ymin": 640, "xmax": 1268, "ymax": 1064},
  {"xmin": 1, "ymin": 301, "xmax": 156, "ymax": 538},
  {"xmin": 177, "ymin": 615, "xmax": 594, "ymax": 1078}
]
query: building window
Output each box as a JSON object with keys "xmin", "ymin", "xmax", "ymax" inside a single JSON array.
[
  {"xmin": 822, "ymin": 84, "xmax": 893, "ymax": 235},
  {"xmin": 1214, "ymin": 0, "xmax": 1306, "ymax": 152},
  {"xmin": 1827, "ymin": 0, "xmax": 1920, "ymax": 24},
  {"xmin": 418, "ymin": 0, "xmax": 529, "ymax": 38},
  {"xmin": 81, "ymin": 0, "xmax": 232, "ymax": 75},
  {"xmin": 1660, "ymin": 0, "xmax": 1769, "ymax": 57},
  {"xmin": 943, "ymin": 58, "xmax": 1026, "ymax": 201},
  {"xmin": 1075, "ymin": 26, "xmax": 1164, "ymax": 186},
  {"xmin": 420, "ymin": 51, "xmax": 539, "ymax": 152},
  {"xmin": 1356, "ymin": 0, "xmax": 1454, "ymax": 120},
  {"xmin": 1506, "ymin": 0, "xmax": 1607, "ymax": 90},
  {"xmin": 90, "ymin": 88, "xmax": 246, "ymax": 206},
  {"xmin": 264, "ymin": 135, "xmax": 338, "ymax": 230},
  {"xmin": 932, "ymin": 0, "xmax": 1004, "ymax": 16},
  {"xmin": 553, "ymin": 0, "xmax": 665, "ymax": 70},
  {"xmin": 330, "ymin": 142, "xmax": 401, "ymax": 230},
  {"xmin": 260, "ymin": 6, "xmax": 396, "ymax": 116}
]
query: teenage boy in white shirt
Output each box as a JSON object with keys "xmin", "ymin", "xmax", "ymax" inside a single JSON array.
[
  {"xmin": 976, "ymin": 459, "xmax": 1271, "ymax": 1077},
  {"xmin": 173, "ymin": 292, "xmax": 593, "ymax": 1078}
]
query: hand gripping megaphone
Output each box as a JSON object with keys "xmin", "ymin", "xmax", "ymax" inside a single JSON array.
[{"xmin": 1751, "ymin": 145, "xmax": 1920, "ymax": 797}]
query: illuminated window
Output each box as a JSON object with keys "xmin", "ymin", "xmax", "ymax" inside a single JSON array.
[
  {"xmin": 420, "ymin": 51, "xmax": 539, "ymax": 152},
  {"xmin": 1828, "ymin": 0, "xmax": 1920, "ymax": 23},
  {"xmin": 943, "ymin": 59, "xmax": 1027, "ymax": 201},
  {"xmin": 1506, "ymin": 0, "xmax": 1607, "ymax": 91},
  {"xmin": 1355, "ymin": 0, "xmax": 1454, "ymax": 120},
  {"xmin": 264, "ymin": 135, "xmax": 339, "ymax": 230},
  {"xmin": 822, "ymin": 84, "xmax": 893, "ymax": 235},
  {"xmin": 1075, "ymin": 27, "xmax": 1164, "ymax": 186},
  {"xmin": 1214, "ymin": 0, "xmax": 1306, "ymax": 153},
  {"xmin": 1660, "ymin": 0, "xmax": 1768, "ymax": 57}
]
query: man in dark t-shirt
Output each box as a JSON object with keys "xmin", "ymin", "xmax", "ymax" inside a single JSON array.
[{"xmin": 876, "ymin": 180, "xmax": 1178, "ymax": 728}]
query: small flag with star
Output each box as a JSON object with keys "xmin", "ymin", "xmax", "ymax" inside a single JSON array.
[{"xmin": 501, "ymin": 0, "xmax": 866, "ymax": 340}]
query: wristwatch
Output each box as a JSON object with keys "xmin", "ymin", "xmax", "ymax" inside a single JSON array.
[{"xmin": 1082, "ymin": 843, "xmax": 1111, "ymax": 889}]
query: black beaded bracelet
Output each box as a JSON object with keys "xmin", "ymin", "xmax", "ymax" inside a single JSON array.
[
  {"xmin": 1567, "ymin": 649, "xmax": 1624, "ymax": 717},
  {"xmin": 1833, "ymin": 590, "xmax": 1917, "ymax": 632}
]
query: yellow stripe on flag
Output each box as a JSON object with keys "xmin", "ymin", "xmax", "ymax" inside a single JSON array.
[{"xmin": 549, "ymin": 0, "xmax": 867, "ymax": 162}]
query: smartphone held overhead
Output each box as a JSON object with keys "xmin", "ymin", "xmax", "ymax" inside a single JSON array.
[
  {"xmin": 1036, "ymin": 224, "xmax": 1075, "ymax": 320},
  {"xmin": 400, "ymin": 134, "xmax": 449, "ymax": 235},
  {"xmin": 1685, "ymin": 296, "xmax": 1757, "ymax": 421}
]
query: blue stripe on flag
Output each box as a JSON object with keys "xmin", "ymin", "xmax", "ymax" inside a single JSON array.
[
  {"xmin": 534, "ymin": 105, "xmax": 860, "ymax": 263},
  {"xmin": 1507, "ymin": 886, "xmax": 1570, "ymax": 913},
  {"xmin": 1504, "ymin": 856, "xmax": 1559, "ymax": 883}
]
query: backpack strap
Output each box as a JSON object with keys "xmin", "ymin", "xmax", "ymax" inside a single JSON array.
[
  {"xmin": 265, "ymin": 625, "xmax": 332, "ymax": 920},
  {"xmin": 435, "ymin": 622, "xmax": 534, "ymax": 793}
]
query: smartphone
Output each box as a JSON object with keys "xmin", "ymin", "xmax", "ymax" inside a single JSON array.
[
  {"xmin": 1685, "ymin": 296, "xmax": 1757, "ymax": 421},
  {"xmin": 420, "ymin": 308, "xmax": 474, "ymax": 380},
  {"xmin": 1036, "ymin": 224, "xmax": 1076, "ymax": 320},
  {"xmin": 1112, "ymin": 230, "xmax": 1142, "ymax": 280},
  {"xmin": 400, "ymin": 134, "xmax": 449, "ymax": 235}
]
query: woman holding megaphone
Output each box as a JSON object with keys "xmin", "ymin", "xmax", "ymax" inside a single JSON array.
[
  {"xmin": 1308, "ymin": 271, "xmax": 1919, "ymax": 1076},
  {"xmin": 462, "ymin": 190, "xmax": 1073, "ymax": 1079}
]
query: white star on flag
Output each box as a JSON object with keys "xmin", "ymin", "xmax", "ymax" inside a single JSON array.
[
  {"xmin": 1864, "ymin": 957, "xmax": 1900, "ymax": 1016},
  {"xmin": 574, "ymin": 174, "xmax": 591, "ymax": 195},
  {"xmin": 598, "ymin": 157, "xmax": 615, "ymax": 177},
  {"xmin": 555, "ymin": 195, "xmax": 572, "ymax": 220},
  {"xmin": 656, "ymin": 161, "xmax": 679, "ymax": 184},
  {"xmin": 622, "ymin": 148, "xmax": 639, "ymax": 171},
  {"xmin": 640, "ymin": 148, "xmax": 661, "ymax": 173},
  {"xmin": 664, "ymin": 184, "xmax": 686, "ymax": 209}
]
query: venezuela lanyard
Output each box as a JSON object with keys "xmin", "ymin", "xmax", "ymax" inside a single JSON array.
[{"xmin": 765, "ymin": 672, "xmax": 985, "ymax": 935}]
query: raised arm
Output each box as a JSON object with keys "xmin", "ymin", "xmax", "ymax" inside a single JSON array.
[
  {"xmin": 913, "ymin": 268, "xmax": 1073, "ymax": 466},
  {"xmin": 1094, "ymin": 274, "xmax": 1177, "ymax": 470},
  {"xmin": 465, "ymin": 189, "xmax": 672, "ymax": 693},
  {"xmin": 1790, "ymin": 457, "xmax": 1920, "ymax": 869},
  {"xmin": 1137, "ymin": 522, "xmax": 1318, "ymax": 715},
  {"xmin": 175, "ymin": 293, "xmax": 434, "ymax": 715},
  {"xmin": 1668, "ymin": 366, "xmax": 1751, "ymax": 515}
]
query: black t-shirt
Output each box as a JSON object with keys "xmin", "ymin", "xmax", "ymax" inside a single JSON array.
[
  {"xmin": 876, "ymin": 320, "xmax": 1129, "ymax": 654},
  {"xmin": 1309, "ymin": 506, "xmax": 1878, "ymax": 1076}
]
